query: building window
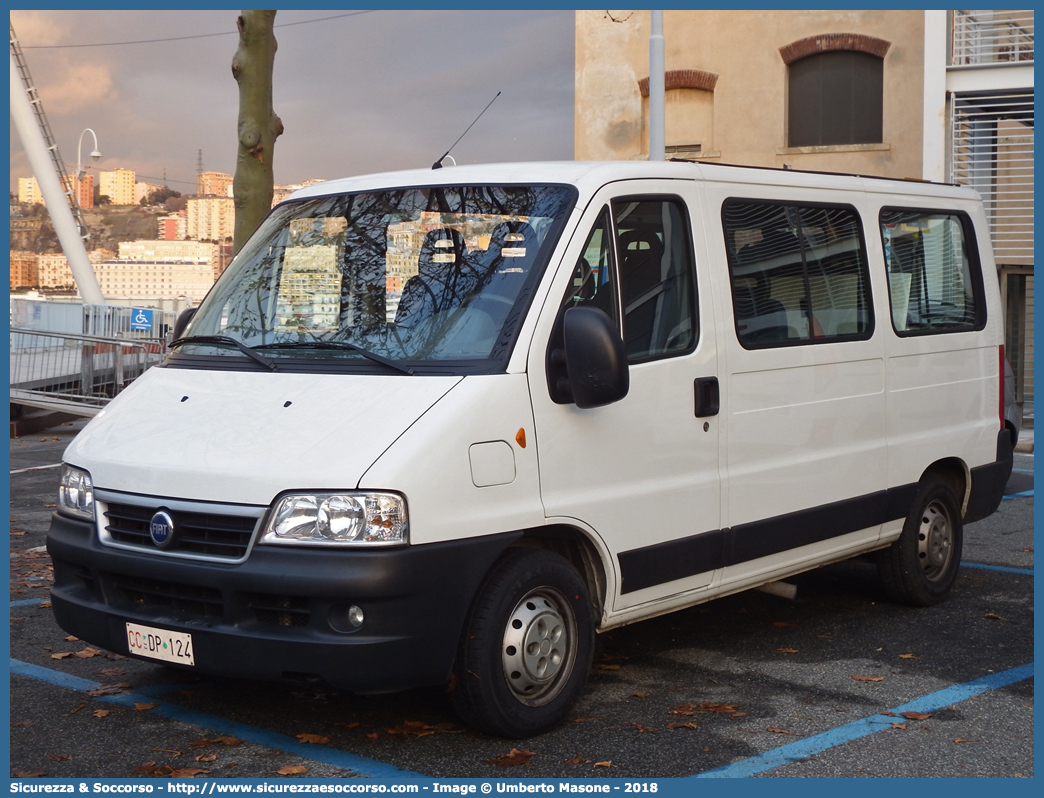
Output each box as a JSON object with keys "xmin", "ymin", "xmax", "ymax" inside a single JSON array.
[{"xmin": 787, "ymin": 50, "xmax": 883, "ymax": 147}]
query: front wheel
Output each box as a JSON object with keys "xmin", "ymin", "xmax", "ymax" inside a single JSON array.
[
  {"xmin": 451, "ymin": 548, "xmax": 594, "ymax": 737},
  {"xmin": 877, "ymin": 473, "xmax": 963, "ymax": 606}
]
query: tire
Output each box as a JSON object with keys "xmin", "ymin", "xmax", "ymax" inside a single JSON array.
[
  {"xmin": 451, "ymin": 548, "xmax": 594, "ymax": 738},
  {"xmin": 877, "ymin": 474, "xmax": 963, "ymax": 606}
]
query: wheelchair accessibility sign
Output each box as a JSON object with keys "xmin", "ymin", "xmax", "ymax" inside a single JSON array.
[{"xmin": 131, "ymin": 308, "xmax": 153, "ymax": 331}]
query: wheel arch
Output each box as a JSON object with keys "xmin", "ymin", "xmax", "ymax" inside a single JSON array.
[
  {"xmin": 505, "ymin": 524, "xmax": 609, "ymax": 625},
  {"xmin": 921, "ymin": 457, "xmax": 970, "ymax": 516}
]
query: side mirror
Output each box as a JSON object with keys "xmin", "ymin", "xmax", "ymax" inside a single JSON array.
[
  {"xmin": 171, "ymin": 307, "xmax": 197, "ymax": 341},
  {"xmin": 562, "ymin": 306, "xmax": 629, "ymax": 409}
]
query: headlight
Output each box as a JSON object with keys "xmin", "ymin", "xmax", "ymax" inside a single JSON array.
[
  {"xmin": 260, "ymin": 492, "xmax": 408, "ymax": 547},
  {"xmin": 58, "ymin": 464, "xmax": 95, "ymax": 521}
]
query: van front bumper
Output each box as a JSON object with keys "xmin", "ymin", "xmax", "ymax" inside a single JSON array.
[{"xmin": 47, "ymin": 514, "xmax": 519, "ymax": 693}]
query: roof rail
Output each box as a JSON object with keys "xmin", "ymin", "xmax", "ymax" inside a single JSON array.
[{"xmin": 668, "ymin": 157, "xmax": 961, "ymax": 188}]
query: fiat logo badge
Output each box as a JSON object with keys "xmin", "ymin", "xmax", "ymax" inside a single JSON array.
[{"xmin": 149, "ymin": 510, "xmax": 175, "ymax": 549}]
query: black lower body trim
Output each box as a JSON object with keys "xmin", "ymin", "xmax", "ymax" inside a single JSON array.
[
  {"xmin": 965, "ymin": 429, "xmax": 1014, "ymax": 524},
  {"xmin": 619, "ymin": 484, "xmax": 918, "ymax": 594}
]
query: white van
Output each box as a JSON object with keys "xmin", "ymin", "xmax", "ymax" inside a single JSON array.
[{"xmin": 48, "ymin": 161, "xmax": 1012, "ymax": 737}]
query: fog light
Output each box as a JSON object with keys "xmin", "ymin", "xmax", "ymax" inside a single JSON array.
[{"xmin": 347, "ymin": 605, "xmax": 364, "ymax": 628}]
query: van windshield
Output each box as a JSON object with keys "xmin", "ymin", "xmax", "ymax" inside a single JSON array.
[{"xmin": 178, "ymin": 184, "xmax": 575, "ymax": 373}]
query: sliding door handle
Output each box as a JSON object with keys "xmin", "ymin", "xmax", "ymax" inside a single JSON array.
[{"xmin": 694, "ymin": 377, "xmax": 719, "ymax": 418}]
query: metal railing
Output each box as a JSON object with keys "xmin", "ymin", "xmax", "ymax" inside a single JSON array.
[
  {"xmin": 10, "ymin": 328, "xmax": 167, "ymax": 416},
  {"xmin": 952, "ymin": 10, "xmax": 1034, "ymax": 65},
  {"xmin": 10, "ymin": 298, "xmax": 180, "ymax": 339}
]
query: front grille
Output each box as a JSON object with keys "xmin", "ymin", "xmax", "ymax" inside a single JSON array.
[
  {"xmin": 107, "ymin": 573, "xmax": 224, "ymax": 619},
  {"xmin": 248, "ymin": 594, "xmax": 312, "ymax": 627},
  {"xmin": 104, "ymin": 502, "xmax": 257, "ymax": 559}
]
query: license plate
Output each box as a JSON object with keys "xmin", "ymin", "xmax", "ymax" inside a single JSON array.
[{"xmin": 126, "ymin": 622, "xmax": 194, "ymax": 666}]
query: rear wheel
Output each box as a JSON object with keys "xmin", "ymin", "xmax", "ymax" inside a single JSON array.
[
  {"xmin": 451, "ymin": 549, "xmax": 594, "ymax": 737},
  {"xmin": 877, "ymin": 474, "xmax": 963, "ymax": 606}
]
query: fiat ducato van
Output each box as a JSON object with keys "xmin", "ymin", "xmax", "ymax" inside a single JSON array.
[{"xmin": 48, "ymin": 160, "xmax": 1011, "ymax": 737}]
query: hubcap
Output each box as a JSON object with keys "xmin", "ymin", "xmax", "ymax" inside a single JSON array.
[
  {"xmin": 502, "ymin": 588, "xmax": 576, "ymax": 706},
  {"xmin": 917, "ymin": 500, "xmax": 953, "ymax": 582}
]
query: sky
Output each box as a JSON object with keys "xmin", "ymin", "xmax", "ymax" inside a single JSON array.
[{"xmin": 9, "ymin": 9, "xmax": 576, "ymax": 195}]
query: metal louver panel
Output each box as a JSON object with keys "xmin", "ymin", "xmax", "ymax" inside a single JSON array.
[
  {"xmin": 950, "ymin": 91, "xmax": 1034, "ymax": 266},
  {"xmin": 952, "ymin": 10, "xmax": 1034, "ymax": 65}
]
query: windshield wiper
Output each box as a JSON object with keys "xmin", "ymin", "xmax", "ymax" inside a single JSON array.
[
  {"xmin": 254, "ymin": 341, "xmax": 415, "ymax": 375},
  {"xmin": 170, "ymin": 335, "xmax": 279, "ymax": 372}
]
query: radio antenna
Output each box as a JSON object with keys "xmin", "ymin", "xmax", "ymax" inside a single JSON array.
[{"xmin": 432, "ymin": 91, "xmax": 501, "ymax": 169}]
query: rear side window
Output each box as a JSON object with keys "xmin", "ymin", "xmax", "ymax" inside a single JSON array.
[
  {"xmin": 880, "ymin": 208, "xmax": 986, "ymax": 334},
  {"xmin": 722, "ymin": 200, "xmax": 873, "ymax": 348}
]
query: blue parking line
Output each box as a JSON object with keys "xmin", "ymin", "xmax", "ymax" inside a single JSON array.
[
  {"xmin": 10, "ymin": 658, "xmax": 423, "ymax": 779},
  {"xmin": 691, "ymin": 662, "xmax": 1034, "ymax": 778},
  {"xmin": 963, "ymin": 562, "xmax": 1034, "ymax": 575},
  {"xmin": 10, "ymin": 598, "xmax": 46, "ymax": 607},
  {"xmin": 1002, "ymin": 489, "xmax": 1034, "ymax": 499}
]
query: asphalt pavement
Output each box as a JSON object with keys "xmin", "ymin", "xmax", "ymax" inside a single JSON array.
[{"xmin": 8, "ymin": 420, "xmax": 1034, "ymax": 779}]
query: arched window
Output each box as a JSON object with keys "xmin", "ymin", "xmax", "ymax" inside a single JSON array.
[{"xmin": 781, "ymin": 34, "xmax": 890, "ymax": 148}]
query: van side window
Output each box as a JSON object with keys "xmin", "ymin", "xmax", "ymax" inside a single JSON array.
[
  {"xmin": 722, "ymin": 200, "xmax": 873, "ymax": 347},
  {"xmin": 880, "ymin": 209, "xmax": 986, "ymax": 334},
  {"xmin": 561, "ymin": 208, "xmax": 618, "ymax": 324},
  {"xmin": 612, "ymin": 198, "xmax": 697, "ymax": 361}
]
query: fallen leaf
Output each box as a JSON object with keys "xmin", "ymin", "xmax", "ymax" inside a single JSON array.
[
  {"xmin": 50, "ymin": 653, "xmax": 73, "ymax": 660},
  {"xmin": 274, "ymin": 766, "xmax": 307, "ymax": 776},
  {"xmin": 701, "ymin": 702, "xmax": 742, "ymax": 714},
  {"xmin": 46, "ymin": 754, "xmax": 72, "ymax": 762},
  {"xmin": 982, "ymin": 613, "xmax": 1007, "ymax": 621},
  {"xmin": 772, "ymin": 621, "xmax": 795, "ymax": 627},
  {"xmin": 898, "ymin": 653, "xmax": 917, "ymax": 659},
  {"xmin": 630, "ymin": 723, "xmax": 657, "ymax": 733},
  {"xmin": 73, "ymin": 648, "xmax": 102, "ymax": 659},
  {"xmin": 900, "ymin": 711, "xmax": 931, "ymax": 721},
  {"xmin": 63, "ymin": 704, "xmax": 86, "ymax": 717},
  {"xmin": 563, "ymin": 755, "xmax": 591, "ymax": 765},
  {"xmin": 131, "ymin": 762, "xmax": 169, "ymax": 777},
  {"xmin": 99, "ymin": 668, "xmax": 127, "ymax": 677},
  {"xmin": 670, "ymin": 704, "xmax": 698, "ymax": 716},
  {"xmin": 667, "ymin": 721, "xmax": 698, "ymax": 730},
  {"xmin": 11, "ymin": 721, "xmax": 33, "ymax": 728},
  {"xmin": 631, "ymin": 692, "xmax": 649, "ymax": 699},
  {"xmin": 170, "ymin": 768, "xmax": 209, "ymax": 778},
  {"xmin": 953, "ymin": 738, "xmax": 980, "ymax": 744},
  {"xmin": 12, "ymin": 771, "xmax": 47, "ymax": 778},
  {"xmin": 189, "ymin": 736, "xmax": 242, "ymax": 749},
  {"xmin": 593, "ymin": 761, "xmax": 615, "ymax": 768},
  {"xmin": 65, "ymin": 636, "xmax": 79, "ymax": 642},
  {"xmin": 599, "ymin": 654, "xmax": 630, "ymax": 662},
  {"xmin": 891, "ymin": 723, "xmax": 908, "ymax": 730},
  {"xmin": 594, "ymin": 664, "xmax": 620, "ymax": 671},
  {"xmin": 134, "ymin": 703, "xmax": 159, "ymax": 712},
  {"xmin": 366, "ymin": 733, "xmax": 379, "ymax": 740},
  {"xmin": 879, "ymin": 711, "xmax": 897, "ymax": 717},
  {"xmin": 92, "ymin": 710, "xmax": 110, "ymax": 718},
  {"xmin": 572, "ymin": 717, "xmax": 600, "ymax": 723},
  {"xmin": 777, "ymin": 648, "xmax": 799, "ymax": 653},
  {"xmin": 40, "ymin": 602, "xmax": 51, "ymax": 608},
  {"xmin": 151, "ymin": 749, "xmax": 183, "ymax": 759},
  {"xmin": 195, "ymin": 753, "xmax": 219, "ymax": 763},
  {"xmin": 852, "ymin": 675, "xmax": 885, "ymax": 682},
  {"xmin": 766, "ymin": 727, "xmax": 792, "ymax": 735},
  {"xmin": 86, "ymin": 684, "xmax": 129, "ymax": 697},
  {"xmin": 488, "ymin": 748, "xmax": 536, "ymax": 767},
  {"xmin": 295, "ymin": 733, "xmax": 330, "ymax": 745},
  {"xmin": 335, "ymin": 721, "xmax": 361, "ymax": 729}
]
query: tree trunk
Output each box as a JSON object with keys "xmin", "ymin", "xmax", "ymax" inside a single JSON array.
[{"xmin": 231, "ymin": 10, "xmax": 283, "ymax": 255}]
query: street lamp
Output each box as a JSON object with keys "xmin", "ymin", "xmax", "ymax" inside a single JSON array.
[{"xmin": 77, "ymin": 128, "xmax": 101, "ymax": 181}]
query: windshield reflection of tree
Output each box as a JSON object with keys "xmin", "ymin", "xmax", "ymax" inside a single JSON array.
[{"xmin": 202, "ymin": 185, "xmax": 570, "ymax": 362}]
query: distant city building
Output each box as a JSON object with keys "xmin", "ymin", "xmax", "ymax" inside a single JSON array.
[
  {"xmin": 71, "ymin": 173, "xmax": 94, "ymax": 209},
  {"xmin": 10, "ymin": 251, "xmax": 38, "ymax": 289},
  {"xmin": 135, "ymin": 181, "xmax": 164, "ymax": 204},
  {"xmin": 271, "ymin": 179, "xmax": 327, "ymax": 207},
  {"xmin": 186, "ymin": 196, "xmax": 235, "ymax": 241},
  {"xmin": 17, "ymin": 177, "xmax": 44, "ymax": 205},
  {"xmin": 33, "ymin": 249, "xmax": 112, "ymax": 290},
  {"xmin": 157, "ymin": 212, "xmax": 188, "ymax": 241},
  {"xmin": 197, "ymin": 171, "xmax": 234, "ymax": 197},
  {"xmin": 94, "ymin": 259, "xmax": 215, "ymax": 303},
  {"xmin": 99, "ymin": 168, "xmax": 136, "ymax": 205},
  {"xmin": 119, "ymin": 239, "xmax": 217, "ymax": 264}
]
